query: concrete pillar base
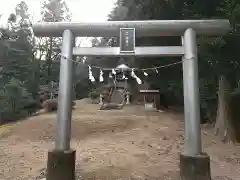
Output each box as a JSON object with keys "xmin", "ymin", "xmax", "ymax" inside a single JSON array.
[
  {"xmin": 46, "ymin": 149, "xmax": 76, "ymax": 180},
  {"xmin": 180, "ymin": 153, "xmax": 211, "ymax": 180}
]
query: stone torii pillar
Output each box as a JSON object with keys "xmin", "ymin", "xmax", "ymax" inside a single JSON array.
[
  {"xmin": 126, "ymin": 92, "xmax": 130, "ymax": 105},
  {"xmin": 99, "ymin": 94, "xmax": 103, "ymax": 105}
]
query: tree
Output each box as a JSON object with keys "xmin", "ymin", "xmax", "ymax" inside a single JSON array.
[
  {"xmin": 105, "ymin": 0, "xmax": 240, "ymax": 142},
  {"xmin": 39, "ymin": 0, "xmax": 71, "ymax": 84},
  {"xmin": 0, "ymin": 78, "xmax": 32, "ymax": 121},
  {"xmin": 0, "ymin": 1, "xmax": 33, "ymax": 85},
  {"xmin": 0, "ymin": 1, "xmax": 36, "ymax": 123}
]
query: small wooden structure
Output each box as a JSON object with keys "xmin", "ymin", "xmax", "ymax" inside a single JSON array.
[{"xmin": 140, "ymin": 90, "xmax": 159, "ymax": 111}]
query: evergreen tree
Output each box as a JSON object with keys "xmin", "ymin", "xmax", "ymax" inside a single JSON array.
[{"xmin": 40, "ymin": 0, "xmax": 71, "ymax": 84}]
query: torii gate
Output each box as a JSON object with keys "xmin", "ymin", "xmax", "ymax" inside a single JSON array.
[{"xmin": 32, "ymin": 20, "xmax": 230, "ymax": 180}]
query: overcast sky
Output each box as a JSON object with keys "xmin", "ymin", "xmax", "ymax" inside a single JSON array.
[
  {"xmin": 0, "ymin": 0, "xmax": 117, "ymax": 46},
  {"xmin": 0, "ymin": 0, "xmax": 117, "ymax": 22}
]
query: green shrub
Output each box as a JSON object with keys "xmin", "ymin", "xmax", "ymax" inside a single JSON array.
[
  {"xmin": 75, "ymin": 79, "xmax": 96, "ymax": 99},
  {"xmin": 89, "ymin": 89, "xmax": 100, "ymax": 99},
  {"xmin": 0, "ymin": 77, "xmax": 32, "ymax": 122}
]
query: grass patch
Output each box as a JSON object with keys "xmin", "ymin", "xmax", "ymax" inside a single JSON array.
[{"xmin": 0, "ymin": 123, "xmax": 15, "ymax": 137}]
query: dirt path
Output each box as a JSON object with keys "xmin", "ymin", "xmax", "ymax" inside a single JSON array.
[{"xmin": 0, "ymin": 99, "xmax": 239, "ymax": 180}]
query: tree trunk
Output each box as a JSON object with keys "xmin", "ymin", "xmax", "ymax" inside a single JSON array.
[
  {"xmin": 46, "ymin": 37, "xmax": 53, "ymax": 84},
  {"xmin": 0, "ymin": 113, "xmax": 2, "ymax": 125},
  {"xmin": 214, "ymin": 75, "xmax": 235, "ymax": 142}
]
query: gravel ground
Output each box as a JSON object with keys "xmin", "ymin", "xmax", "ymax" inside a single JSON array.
[{"xmin": 0, "ymin": 99, "xmax": 239, "ymax": 180}]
